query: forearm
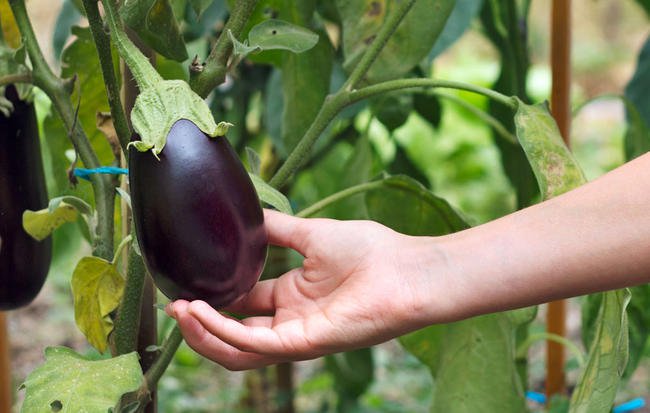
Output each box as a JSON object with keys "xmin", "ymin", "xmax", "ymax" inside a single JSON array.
[{"xmin": 437, "ymin": 152, "xmax": 650, "ymax": 321}]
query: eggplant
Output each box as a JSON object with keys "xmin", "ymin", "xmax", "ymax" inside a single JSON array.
[
  {"xmin": 129, "ymin": 119, "xmax": 267, "ymax": 309},
  {"xmin": 0, "ymin": 85, "xmax": 52, "ymax": 310}
]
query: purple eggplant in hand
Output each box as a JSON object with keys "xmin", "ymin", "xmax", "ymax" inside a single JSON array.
[
  {"xmin": 0, "ymin": 85, "xmax": 52, "ymax": 310},
  {"xmin": 129, "ymin": 119, "xmax": 267, "ymax": 309}
]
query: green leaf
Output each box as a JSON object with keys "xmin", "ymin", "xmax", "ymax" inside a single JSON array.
[
  {"xmin": 428, "ymin": 0, "xmax": 484, "ymax": 60},
  {"xmin": 513, "ymin": 100, "xmax": 587, "ymax": 200},
  {"xmin": 324, "ymin": 348, "xmax": 374, "ymax": 411},
  {"xmin": 398, "ymin": 324, "xmax": 446, "ymax": 372},
  {"xmin": 371, "ymin": 93, "xmax": 413, "ymax": 132},
  {"xmin": 431, "ymin": 315, "xmax": 526, "ymax": 412},
  {"xmin": 365, "ymin": 175, "xmax": 468, "ymax": 236},
  {"xmin": 336, "ymin": 0, "xmax": 456, "ymax": 83},
  {"xmin": 53, "ymin": 0, "xmax": 81, "ymax": 59},
  {"xmin": 189, "ymin": 0, "xmax": 213, "ymax": 17},
  {"xmin": 246, "ymin": 147, "xmax": 262, "ymax": 175},
  {"xmin": 248, "ymin": 173, "xmax": 293, "ymax": 215},
  {"xmin": 632, "ymin": 0, "xmax": 650, "ymax": 17},
  {"xmin": 412, "ymin": 92, "xmax": 443, "ymax": 129},
  {"xmin": 120, "ymin": 0, "xmax": 188, "ymax": 61},
  {"xmin": 20, "ymin": 347, "xmax": 143, "ymax": 413},
  {"xmin": 569, "ymin": 289, "xmax": 631, "ymax": 413},
  {"xmin": 624, "ymin": 35, "xmax": 650, "ymax": 160},
  {"xmin": 22, "ymin": 202, "xmax": 78, "ymax": 241},
  {"xmin": 248, "ymin": 19, "xmax": 319, "ymax": 53},
  {"xmin": 71, "ymin": 257, "xmax": 125, "ymax": 353}
]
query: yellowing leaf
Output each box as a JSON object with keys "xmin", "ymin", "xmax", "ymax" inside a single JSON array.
[
  {"xmin": 22, "ymin": 202, "xmax": 78, "ymax": 241},
  {"xmin": 20, "ymin": 347, "xmax": 143, "ymax": 413},
  {"xmin": 71, "ymin": 257, "xmax": 125, "ymax": 353},
  {"xmin": 0, "ymin": 0, "xmax": 21, "ymax": 48}
]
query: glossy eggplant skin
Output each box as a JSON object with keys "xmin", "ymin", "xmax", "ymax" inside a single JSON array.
[
  {"xmin": 0, "ymin": 86, "xmax": 52, "ymax": 310},
  {"xmin": 129, "ymin": 119, "xmax": 267, "ymax": 309}
]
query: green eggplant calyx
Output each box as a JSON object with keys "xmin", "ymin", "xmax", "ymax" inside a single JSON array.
[{"xmin": 129, "ymin": 79, "xmax": 225, "ymax": 158}]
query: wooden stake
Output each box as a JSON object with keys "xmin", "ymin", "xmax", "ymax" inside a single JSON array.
[
  {"xmin": 547, "ymin": 0, "xmax": 572, "ymax": 399},
  {"xmin": 0, "ymin": 312, "xmax": 12, "ymax": 412}
]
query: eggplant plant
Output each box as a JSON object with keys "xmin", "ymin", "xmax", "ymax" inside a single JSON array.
[{"xmin": 0, "ymin": 0, "xmax": 649, "ymax": 412}]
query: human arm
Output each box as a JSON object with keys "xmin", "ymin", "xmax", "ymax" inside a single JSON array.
[{"xmin": 167, "ymin": 152, "xmax": 650, "ymax": 370}]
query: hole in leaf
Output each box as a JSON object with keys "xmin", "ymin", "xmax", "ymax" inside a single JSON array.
[
  {"xmin": 271, "ymin": 30, "xmax": 277, "ymax": 35},
  {"xmin": 51, "ymin": 400, "xmax": 63, "ymax": 411}
]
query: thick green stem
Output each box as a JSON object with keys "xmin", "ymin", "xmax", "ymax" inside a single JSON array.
[
  {"xmin": 114, "ymin": 241, "xmax": 146, "ymax": 355},
  {"xmin": 81, "ymin": 0, "xmax": 131, "ymax": 152},
  {"xmin": 269, "ymin": 78, "xmax": 516, "ymax": 188},
  {"xmin": 101, "ymin": 0, "xmax": 161, "ymax": 91},
  {"xmin": 9, "ymin": 0, "xmax": 114, "ymax": 260},
  {"xmin": 297, "ymin": 181, "xmax": 386, "ymax": 218},
  {"xmin": 144, "ymin": 325, "xmax": 183, "ymax": 389},
  {"xmin": 0, "ymin": 72, "xmax": 32, "ymax": 86},
  {"xmin": 342, "ymin": 0, "xmax": 416, "ymax": 90},
  {"xmin": 190, "ymin": 0, "xmax": 259, "ymax": 97},
  {"xmin": 516, "ymin": 332, "xmax": 585, "ymax": 367}
]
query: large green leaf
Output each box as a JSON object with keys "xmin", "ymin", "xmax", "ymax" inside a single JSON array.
[
  {"xmin": 624, "ymin": 35, "xmax": 650, "ymax": 160},
  {"xmin": 431, "ymin": 315, "xmax": 526, "ymax": 411},
  {"xmin": 336, "ymin": 0, "xmax": 456, "ymax": 83},
  {"xmin": 513, "ymin": 100, "xmax": 586, "ymax": 200},
  {"xmin": 120, "ymin": 0, "xmax": 188, "ymax": 61},
  {"xmin": 365, "ymin": 175, "xmax": 468, "ymax": 235},
  {"xmin": 324, "ymin": 348, "xmax": 374, "ymax": 412},
  {"xmin": 428, "ymin": 0, "xmax": 484, "ymax": 60},
  {"xmin": 20, "ymin": 347, "xmax": 142, "ymax": 412},
  {"xmin": 569, "ymin": 290, "xmax": 630, "ymax": 413},
  {"xmin": 480, "ymin": 0, "xmax": 537, "ymax": 209}
]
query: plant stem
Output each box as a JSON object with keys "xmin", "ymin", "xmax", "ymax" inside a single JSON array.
[
  {"xmin": 349, "ymin": 79, "xmax": 518, "ymax": 109},
  {"xmin": 114, "ymin": 243, "xmax": 146, "ymax": 355},
  {"xmin": 297, "ymin": 181, "xmax": 386, "ymax": 218},
  {"xmin": 342, "ymin": 0, "xmax": 416, "ymax": 90},
  {"xmin": 8, "ymin": 0, "xmax": 115, "ymax": 260},
  {"xmin": 190, "ymin": 0, "xmax": 259, "ymax": 98},
  {"xmin": 435, "ymin": 92, "xmax": 518, "ymax": 144},
  {"xmin": 269, "ymin": 78, "xmax": 516, "ymax": 188},
  {"xmin": 81, "ymin": 0, "xmax": 131, "ymax": 152},
  {"xmin": 516, "ymin": 332, "xmax": 585, "ymax": 367},
  {"xmin": 0, "ymin": 72, "xmax": 32, "ymax": 86},
  {"xmin": 101, "ymin": 0, "xmax": 161, "ymax": 91},
  {"xmin": 144, "ymin": 325, "xmax": 183, "ymax": 389}
]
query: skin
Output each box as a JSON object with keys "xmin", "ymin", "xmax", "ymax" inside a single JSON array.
[{"xmin": 167, "ymin": 152, "xmax": 650, "ymax": 371}]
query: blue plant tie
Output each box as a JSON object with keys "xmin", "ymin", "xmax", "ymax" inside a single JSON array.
[
  {"xmin": 613, "ymin": 398, "xmax": 645, "ymax": 413},
  {"xmin": 73, "ymin": 167, "xmax": 129, "ymax": 181},
  {"xmin": 525, "ymin": 391, "xmax": 546, "ymax": 404}
]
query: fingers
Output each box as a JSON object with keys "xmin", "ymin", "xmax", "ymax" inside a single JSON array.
[
  {"xmin": 223, "ymin": 279, "xmax": 276, "ymax": 315},
  {"xmin": 168, "ymin": 300, "xmax": 281, "ymax": 370},
  {"xmin": 187, "ymin": 300, "xmax": 290, "ymax": 356},
  {"xmin": 263, "ymin": 209, "xmax": 311, "ymax": 254}
]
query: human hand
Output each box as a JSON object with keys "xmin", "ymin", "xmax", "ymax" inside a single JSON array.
[{"xmin": 167, "ymin": 209, "xmax": 457, "ymax": 370}]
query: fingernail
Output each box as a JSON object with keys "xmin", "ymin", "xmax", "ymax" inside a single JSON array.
[{"xmin": 165, "ymin": 302, "xmax": 176, "ymax": 317}]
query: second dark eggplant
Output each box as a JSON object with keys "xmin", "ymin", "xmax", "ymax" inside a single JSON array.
[{"xmin": 129, "ymin": 119, "xmax": 267, "ymax": 309}]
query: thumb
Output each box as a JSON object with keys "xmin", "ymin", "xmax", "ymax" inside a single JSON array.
[{"xmin": 263, "ymin": 209, "xmax": 311, "ymax": 255}]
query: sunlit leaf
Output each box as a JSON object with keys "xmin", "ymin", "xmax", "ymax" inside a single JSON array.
[
  {"xmin": 248, "ymin": 19, "xmax": 319, "ymax": 53},
  {"xmin": 0, "ymin": 0, "xmax": 21, "ymax": 48},
  {"xmin": 428, "ymin": 0, "xmax": 484, "ymax": 60},
  {"xmin": 22, "ymin": 202, "xmax": 78, "ymax": 241},
  {"xmin": 624, "ymin": 35, "xmax": 650, "ymax": 160},
  {"xmin": 71, "ymin": 256, "xmax": 125, "ymax": 353},
  {"xmin": 248, "ymin": 174, "xmax": 293, "ymax": 215},
  {"xmin": 20, "ymin": 347, "xmax": 142, "ymax": 413}
]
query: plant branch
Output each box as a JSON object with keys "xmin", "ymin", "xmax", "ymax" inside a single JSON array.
[
  {"xmin": 342, "ymin": 0, "xmax": 416, "ymax": 90},
  {"xmin": 516, "ymin": 332, "xmax": 585, "ymax": 367},
  {"xmin": 81, "ymin": 0, "xmax": 131, "ymax": 152},
  {"xmin": 189, "ymin": 0, "xmax": 259, "ymax": 98},
  {"xmin": 114, "ymin": 237, "xmax": 146, "ymax": 355},
  {"xmin": 144, "ymin": 325, "xmax": 183, "ymax": 389},
  {"xmin": 435, "ymin": 92, "xmax": 518, "ymax": 144},
  {"xmin": 297, "ymin": 181, "xmax": 386, "ymax": 218},
  {"xmin": 0, "ymin": 72, "xmax": 32, "ymax": 86},
  {"xmin": 9, "ymin": 0, "xmax": 115, "ymax": 260},
  {"xmin": 269, "ymin": 78, "xmax": 516, "ymax": 188}
]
